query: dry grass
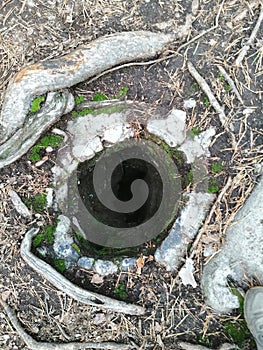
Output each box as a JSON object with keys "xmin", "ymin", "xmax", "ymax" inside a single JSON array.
[{"xmin": 0, "ymin": 0, "xmax": 262, "ymax": 349}]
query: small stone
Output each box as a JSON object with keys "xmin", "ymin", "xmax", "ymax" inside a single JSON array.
[
  {"xmin": 77, "ymin": 256, "xmax": 94, "ymax": 270},
  {"xmin": 183, "ymin": 98, "xmax": 196, "ymax": 109},
  {"xmin": 45, "ymin": 187, "xmax": 53, "ymax": 208},
  {"xmin": 119, "ymin": 258, "xmax": 136, "ymax": 271},
  {"xmin": 8, "ymin": 189, "xmax": 31, "ymax": 218},
  {"xmin": 93, "ymin": 259, "xmax": 118, "ymax": 276}
]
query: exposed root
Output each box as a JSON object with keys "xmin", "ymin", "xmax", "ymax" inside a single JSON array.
[
  {"xmin": 21, "ymin": 228, "xmax": 145, "ymax": 316},
  {"xmin": 217, "ymin": 65, "xmax": 244, "ymax": 105}
]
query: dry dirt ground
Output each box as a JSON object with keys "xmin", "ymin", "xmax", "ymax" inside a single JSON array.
[{"xmin": 0, "ymin": 0, "xmax": 263, "ymax": 349}]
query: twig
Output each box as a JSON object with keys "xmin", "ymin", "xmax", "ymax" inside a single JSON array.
[
  {"xmin": 235, "ymin": 1, "xmax": 263, "ymax": 67},
  {"xmin": 76, "ymin": 99, "xmax": 133, "ymax": 111},
  {"xmin": 189, "ymin": 176, "xmax": 232, "ymax": 260},
  {"xmin": 0, "ymin": 298, "xmax": 133, "ymax": 350},
  {"xmin": 187, "ymin": 61, "xmax": 236, "ymax": 147},
  {"xmin": 217, "ymin": 65, "xmax": 244, "ymax": 104}
]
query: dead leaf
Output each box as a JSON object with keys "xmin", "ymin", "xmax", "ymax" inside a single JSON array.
[
  {"xmin": 136, "ymin": 256, "xmax": 145, "ymax": 274},
  {"xmin": 91, "ymin": 274, "xmax": 104, "ymax": 284}
]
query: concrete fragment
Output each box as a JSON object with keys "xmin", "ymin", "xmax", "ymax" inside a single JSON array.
[
  {"xmin": 202, "ymin": 176, "xmax": 263, "ymax": 313},
  {"xmin": 147, "ymin": 109, "xmax": 186, "ymax": 146},
  {"xmin": 155, "ymin": 191, "xmax": 215, "ymax": 271},
  {"xmin": 179, "ymin": 128, "xmax": 216, "ymax": 163},
  {"xmin": 119, "ymin": 258, "xmax": 137, "ymax": 272}
]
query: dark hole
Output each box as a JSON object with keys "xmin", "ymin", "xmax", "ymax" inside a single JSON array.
[{"xmin": 77, "ymin": 157, "xmax": 163, "ymax": 228}]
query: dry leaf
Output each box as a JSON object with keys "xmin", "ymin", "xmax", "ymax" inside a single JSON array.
[
  {"xmin": 178, "ymin": 258, "xmax": 197, "ymax": 288},
  {"xmin": 136, "ymin": 256, "xmax": 145, "ymax": 274},
  {"xmin": 91, "ymin": 274, "xmax": 104, "ymax": 284}
]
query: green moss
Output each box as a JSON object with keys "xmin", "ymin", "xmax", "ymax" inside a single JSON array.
[
  {"xmin": 218, "ymin": 71, "xmax": 225, "ymax": 82},
  {"xmin": 29, "ymin": 134, "xmax": 63, "ymax": 162},
  {"xmin": 189, "ymin": 127, "xmax": 201, "ymax": 138},
  {"xmin": 71, "ymin": 242, "xmax": 81, "ymax": 254},
  {"xmin": 208, "ymin": 182, "xmax": 219, "ymax": 193},
  {"xmin": 72, "ymin": 87, "xmax": 129, "ymax": 118},
  {"xmin": 204, "ymin": 96, "xmax": 210, "ymax": 107},
  {"xmin": 197, "ymin": 334, "xmax": 210, "ymax": 346},
  {"xmin": 114, "ymin": 284, "xmax": 128, "ymax": 299},
  {"xmin": 183, "ymin": 170, "xmax": 194, "ymax": 187},
  {"xmin": 93, "ymin": 93, "xmax": 107, "ymax": 101},
  {"xmin": 24, "ymin": 193, "xmax": 47, "ymax": 212},
  {"xmin": 193, "ymin": 82, "xmax": 199, "ymax": 91},
  {"xmin": 75, "ymin": 95, "xmax": 85, "ymax": 105},
  {"xmin": 44, "ymin": 225, "xmax": 56, "ymax": 244},
  {"xmin": 33, "ymin": 233, "xmax": 46, "ymax": 248},
  {"xmin": 30, "ymin": 95, "xmax": 45, "ymax": 113},
  {"xmin": 116, "ymin": 86, "xmax": 129, "ymax": 98},
  {"xmin": 32, "ymin": 224, "xmax": 55, "ymax": 248},
  {"xmin": 211, "ymin": 162, "xmax": 223, "ymax": 173},
  {"xmin": 54, "ymin": 258, "xmax": 66, "ymax": 272}
]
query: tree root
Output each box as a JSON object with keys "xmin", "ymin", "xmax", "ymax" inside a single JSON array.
[{"xmin": 21, "ymin": 228, "xmax": 145, "ymax": 316}]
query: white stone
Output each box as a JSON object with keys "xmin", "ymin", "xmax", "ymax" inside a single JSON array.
[
  {"xmin": 93, "ymin": 259, "xmax": 118, "ymax": 276},
  {"xmin": 8, "ymin": 189, "xmax": 31, "ymax": 218},
  {"xmin": 183, "ymin": 98, "xmax": 196, "ymax": 109},
  {"xmin": 179, "ymin": 127, "xmax": 216, "ymax": 163},
  {"xmin": 147, "ymin": 109, "xmax": 186, "ymax": 147},
  {"xmin": 45, "ymin": 187, "xmax": 53, "ymax": 208}
]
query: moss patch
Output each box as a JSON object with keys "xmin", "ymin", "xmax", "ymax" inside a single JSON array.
[
  {"xmin": 29, "ymin": 134, "xmax": 63, "ymax": 162},
  {"xmin": 30, "ymin": 95, "xmax": 45, "ymax": 113},
  {"xmin": 24, "ymin": 193, "xmax": 47, "ymax": 213}
]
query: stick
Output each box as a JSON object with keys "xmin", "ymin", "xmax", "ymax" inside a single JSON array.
[
  {"xmin": 187, "ymin": 61, "xmax": 236, "ymax": 147},
  {"xmin": 0, "ymin": 298, "xmax": 133, "ymax": 350},
  {"xmin": 217, "ymin": 65, "xmax": 244, "ymax": 104},
  {"xmin": 189, "ymin": 176, "xmax": 232, "ymax": 260},
  {"xmin": 235, "ymin": 1, "xmax": 263, "ymax": 67}
]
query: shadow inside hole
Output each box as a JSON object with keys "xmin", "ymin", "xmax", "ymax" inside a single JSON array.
[{"xmin": 77, "ymin": 157, "xmax": 163, "ymax": 228}]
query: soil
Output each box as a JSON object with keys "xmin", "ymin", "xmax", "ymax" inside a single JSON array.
[{"xmin": 0, "ymin": 0, "xmax": 262, "ymax": 349}]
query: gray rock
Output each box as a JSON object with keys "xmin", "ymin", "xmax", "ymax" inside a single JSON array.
[
  {"xmin": 202, "ymin": 176, "xmax": 263, "ymax": 313},
  {"xmin": 77, "ymin": 257, "xmax": 94, "ymax": 270},
  {"xmin": 8, "ymin": 189, "xmax": 31, "ymax": 218},
  {"xmin": 53, "ymin": 215, "xmax": 79, "ymax": 267},
  {"xmin": 155, "ymin": 191, "xmax": 215, "ymax": 271},
  {"xmin": 93, "ymin": 259, "xmax": 118, "ymax": 276},
  {"xmin": 119, "ymin": 258, "xmax": 137, "ymax": 271}
]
